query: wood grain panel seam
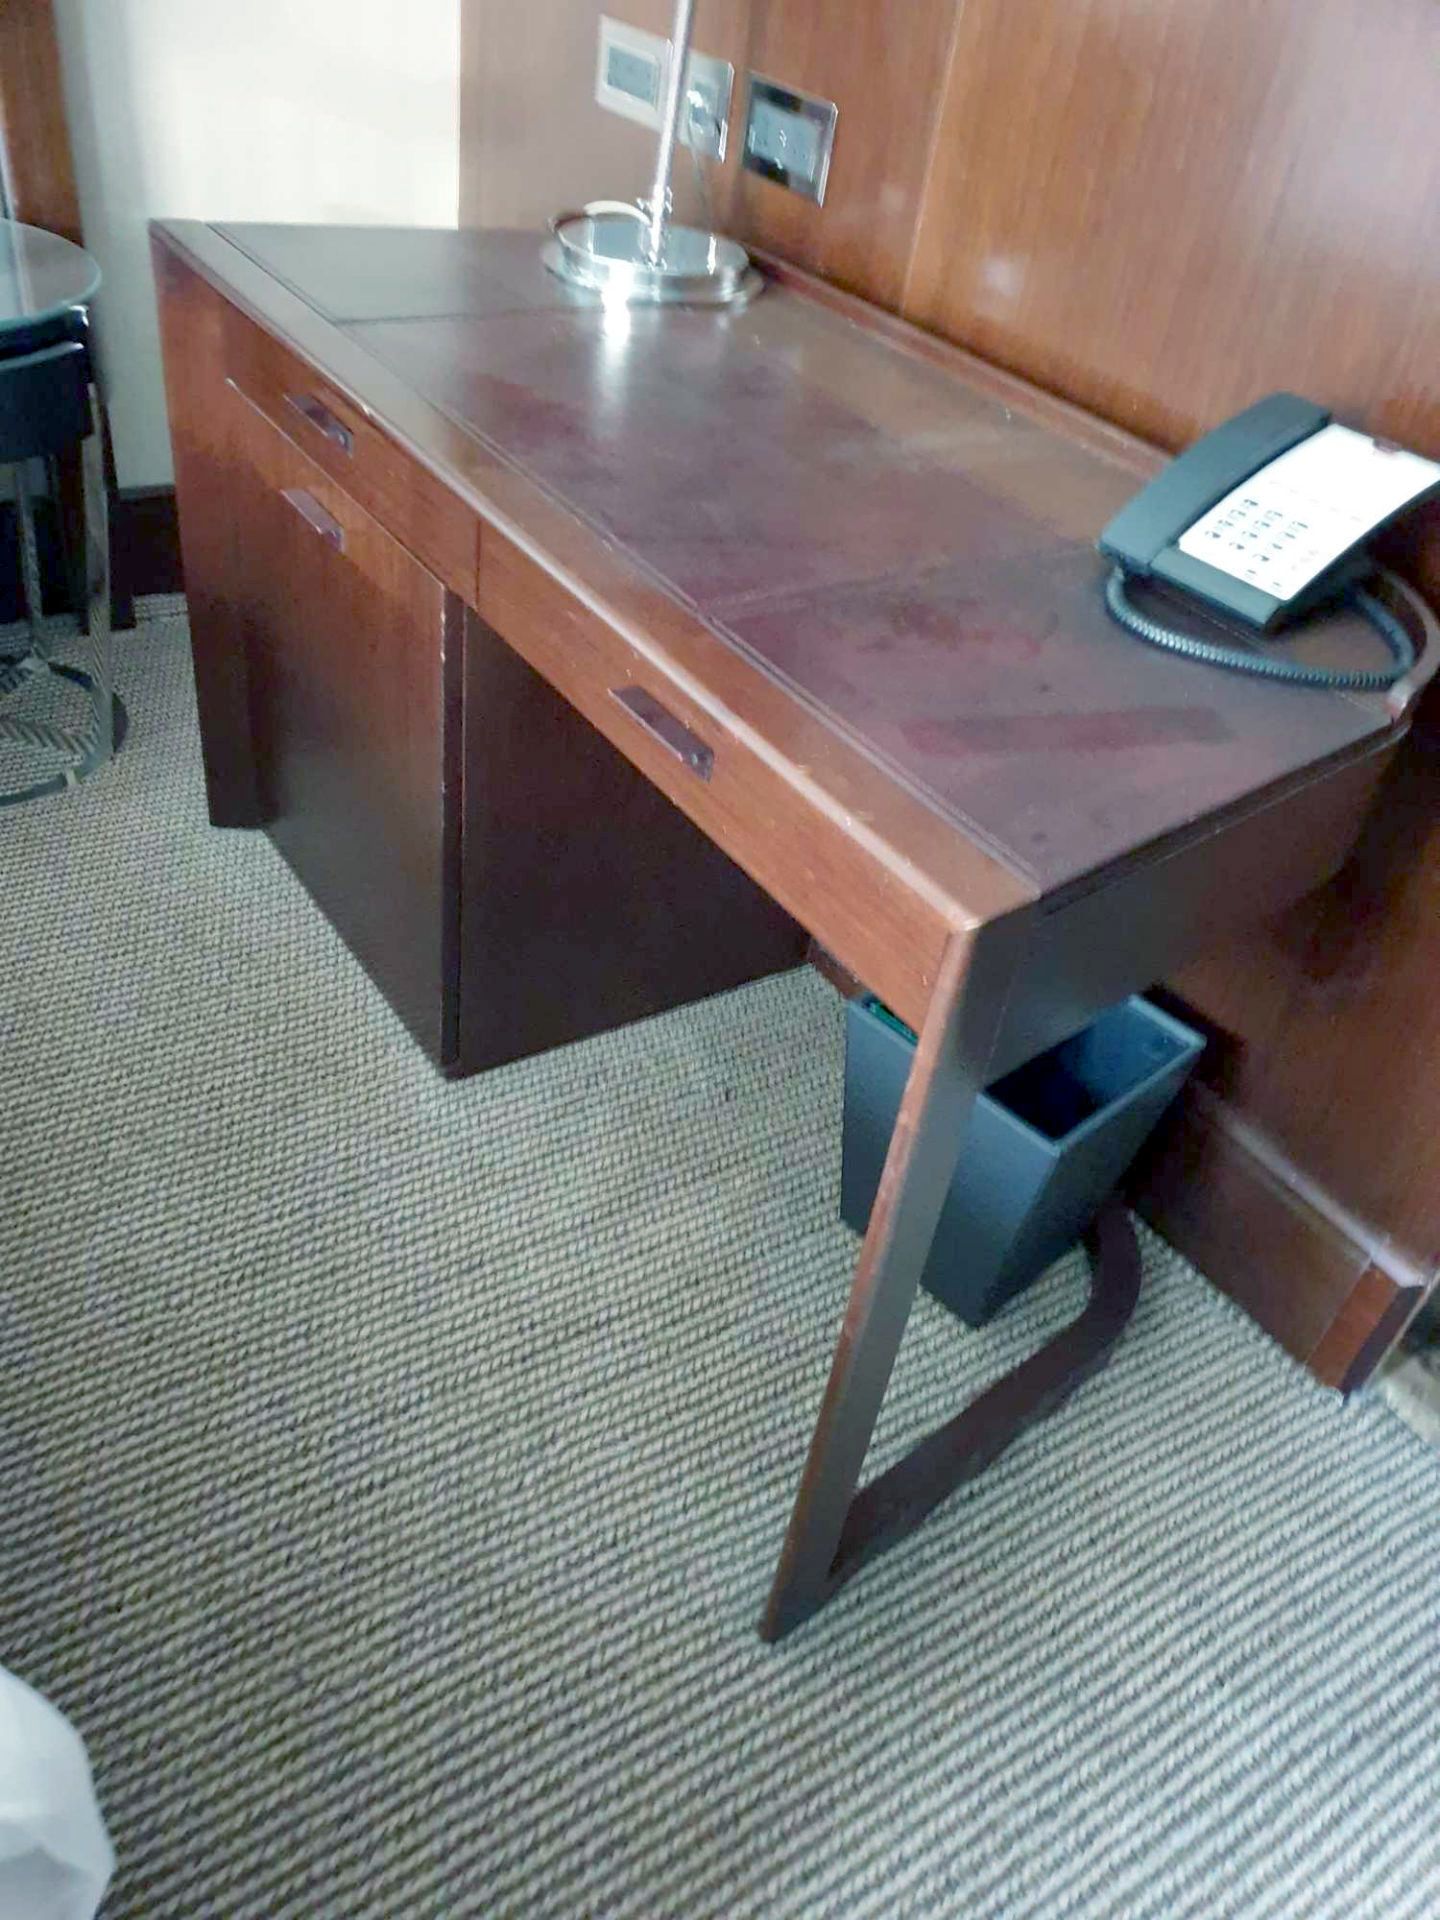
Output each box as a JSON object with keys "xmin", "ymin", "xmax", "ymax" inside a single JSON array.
[{"xmin": 898, "ymin": 0, "xmax": 968, "ymax": 315}]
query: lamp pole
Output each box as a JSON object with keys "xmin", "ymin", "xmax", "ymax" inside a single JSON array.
[
  {"xmin": 643, "ymin": 0, "xmax": 697, "ymax": 262},
  {"xmin": 544, "ymin": 0, "xmax": 757, "ymax": 306}
]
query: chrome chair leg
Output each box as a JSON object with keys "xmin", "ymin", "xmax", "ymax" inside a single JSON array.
[
  {"xmin": 15, "ymin": 463, "xmax": 46, "ymax": 654},
  {"xmin": 0, "ymin": 408, "xmax": 121, "ymax": 805}
]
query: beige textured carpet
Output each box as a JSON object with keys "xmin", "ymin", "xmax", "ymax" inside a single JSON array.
[{"xmin": 3, "ymin": 601, "xmax": 1439, "ymax": 1918}]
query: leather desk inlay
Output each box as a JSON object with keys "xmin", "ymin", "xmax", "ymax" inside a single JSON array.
[{"xmin": 213, "ymin": 226, "xmax": 1385, "ymax": 891}]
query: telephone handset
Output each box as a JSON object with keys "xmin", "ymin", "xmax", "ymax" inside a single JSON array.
[{"xmin": 1098, "ymin": 393, "xmax": 1440, "ymax": 689}]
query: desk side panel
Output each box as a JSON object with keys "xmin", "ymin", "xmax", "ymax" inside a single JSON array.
[{"xmin": 152, "ymin": 237, "xmax": 262, "ymax": 825}]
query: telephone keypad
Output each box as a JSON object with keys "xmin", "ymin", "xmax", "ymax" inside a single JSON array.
[
  {"xmin": 1186, "ymin": 495, "xmax": 1340, "ymax": 599},
  {"xmin": 1177, "ymin": 423, "xmax": 1440, "ymax": 606}
]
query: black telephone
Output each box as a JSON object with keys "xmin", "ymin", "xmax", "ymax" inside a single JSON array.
[{"xmin": 1098, "ymin": 393, "xmax": 1439, "ymax": 689}]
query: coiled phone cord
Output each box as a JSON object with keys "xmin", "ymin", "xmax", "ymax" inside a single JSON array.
[{"xmin": 1104, "ymin": 566, "xmax": 1416, "ymax": 691}]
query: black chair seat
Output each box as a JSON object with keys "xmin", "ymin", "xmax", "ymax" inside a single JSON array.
[{"xmin": 0, "ymin": 337, "xmax": 92, "ymax": 466}]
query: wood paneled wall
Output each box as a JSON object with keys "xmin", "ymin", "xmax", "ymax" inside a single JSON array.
[
  {"xmin": 0, "ymin": 0, "xmax": 82, "ymax": 240},
  {"xmin": 462, "ymin": 0, "xmax": 731, "ymax": 232},
  {"xmin": 906, "ymin": 0, "xmax": 1440, "ymax": 456},
  {"xmin": 459, "ymin": 0, "xmax": 959, "ymax": 308},
  {"xmin": 460, "ymin": 0, "xmax": 1440, "ymax": 1382}
]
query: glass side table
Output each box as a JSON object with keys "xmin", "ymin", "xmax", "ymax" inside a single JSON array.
[{"xmin": 0, "ymin": 219, "xmax": 122, "ymax": 806}]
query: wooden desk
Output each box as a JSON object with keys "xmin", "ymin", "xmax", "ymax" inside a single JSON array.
[{"xmin": 151, "ymin": 222, "xmax": 1428, "ymax": 1639}]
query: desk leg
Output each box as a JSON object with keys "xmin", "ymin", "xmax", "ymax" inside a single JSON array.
[{"xmin": 760, "ymin": 924, "xmax": 1141, "ymax": 1641}]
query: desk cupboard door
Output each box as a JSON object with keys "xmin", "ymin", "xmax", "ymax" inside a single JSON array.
[{"xmin": 222, "ymin": 380, "xmax": 462, "ymax": 1066}]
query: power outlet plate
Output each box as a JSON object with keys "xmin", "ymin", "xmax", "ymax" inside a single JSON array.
[
  {"xmin": 741, "ymin": 76, "xmax": 838, "ymax": 203},
  {"xmin": 595, "ymin": 17, "xmax": 733, "ymax": 160}
]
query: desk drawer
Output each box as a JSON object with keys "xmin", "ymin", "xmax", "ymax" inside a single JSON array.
[
  {"xmin": 475, "ymin": 528, "xmax": 952, "ymax": 1019},
  {"xmin": 221, "ymin": 377, "xmax": 462, "ymax": 1064},
  {"xmin": 223, "ymin": 303, "xmax": 476, "ymax": 599}
]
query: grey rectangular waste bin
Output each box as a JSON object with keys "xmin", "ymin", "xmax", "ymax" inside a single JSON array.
[{"xmin": 840, "ymin": 994, "xmax": 1203, "ymax": 1328}]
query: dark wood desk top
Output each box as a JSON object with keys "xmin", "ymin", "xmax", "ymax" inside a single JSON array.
[
  {"xmin": 208, "ymin": 222, "xmax": 1394, "ymax": 894},
  {"xmin": 151, "ymin": 219, "xmax": 1429, "ymax": 1637}
]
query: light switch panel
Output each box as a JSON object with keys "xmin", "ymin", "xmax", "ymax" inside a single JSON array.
[
  {"xmin": 741, "ymin": 77, "xmax": 837, "ymax": 203},
  {"xmin": 596, "ymin": 16, "xmax": 733, "ymax": 159},
  {"xmin": 596, "ymin": 18, "xmax": 666, "ymax": 128}
]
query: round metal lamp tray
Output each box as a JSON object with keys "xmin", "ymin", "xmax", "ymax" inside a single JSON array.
[{"xmin": 544, "ymin": 210, "xmax": 762, "ymax": 308}]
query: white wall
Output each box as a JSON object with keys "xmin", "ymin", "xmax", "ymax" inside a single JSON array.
[{"xmin": 53, "ymin": 0, "xmax": 461, "ymax": 487}]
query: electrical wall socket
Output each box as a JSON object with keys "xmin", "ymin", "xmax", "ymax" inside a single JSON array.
[
  {"xmin": 595, "ymin": 17, "xmax": 733, "ymax": 161},
  {"xmin": 741, "ymin": 76, "xmax": 838, "ymax": 203}
]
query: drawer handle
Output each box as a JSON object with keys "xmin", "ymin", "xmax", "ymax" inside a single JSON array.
[
  {"xmin": 281, "ymin": 487, "xmax": 346, "ymax": 553},
  {"xmin": 611, "ymin": 684, "xmax": 713, "ymax": 780},
  {"xmin": 285, "ymin": 390, "xmax": 354, "ymax": 455}
]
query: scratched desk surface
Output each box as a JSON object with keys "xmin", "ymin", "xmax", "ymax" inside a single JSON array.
[{"xmin": 220, "ymin": 224, "xmax": 1389, "ymax": 891}]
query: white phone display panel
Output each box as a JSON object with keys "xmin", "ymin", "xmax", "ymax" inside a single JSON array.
[{"xmin": 1177, "ymin": 424, "xmax": 1440, "ymax": 604}]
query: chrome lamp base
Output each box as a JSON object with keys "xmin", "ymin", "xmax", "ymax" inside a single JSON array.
[{"xmin": 544, "ymin": 210, "xmax": 761, "ymax": 309}]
